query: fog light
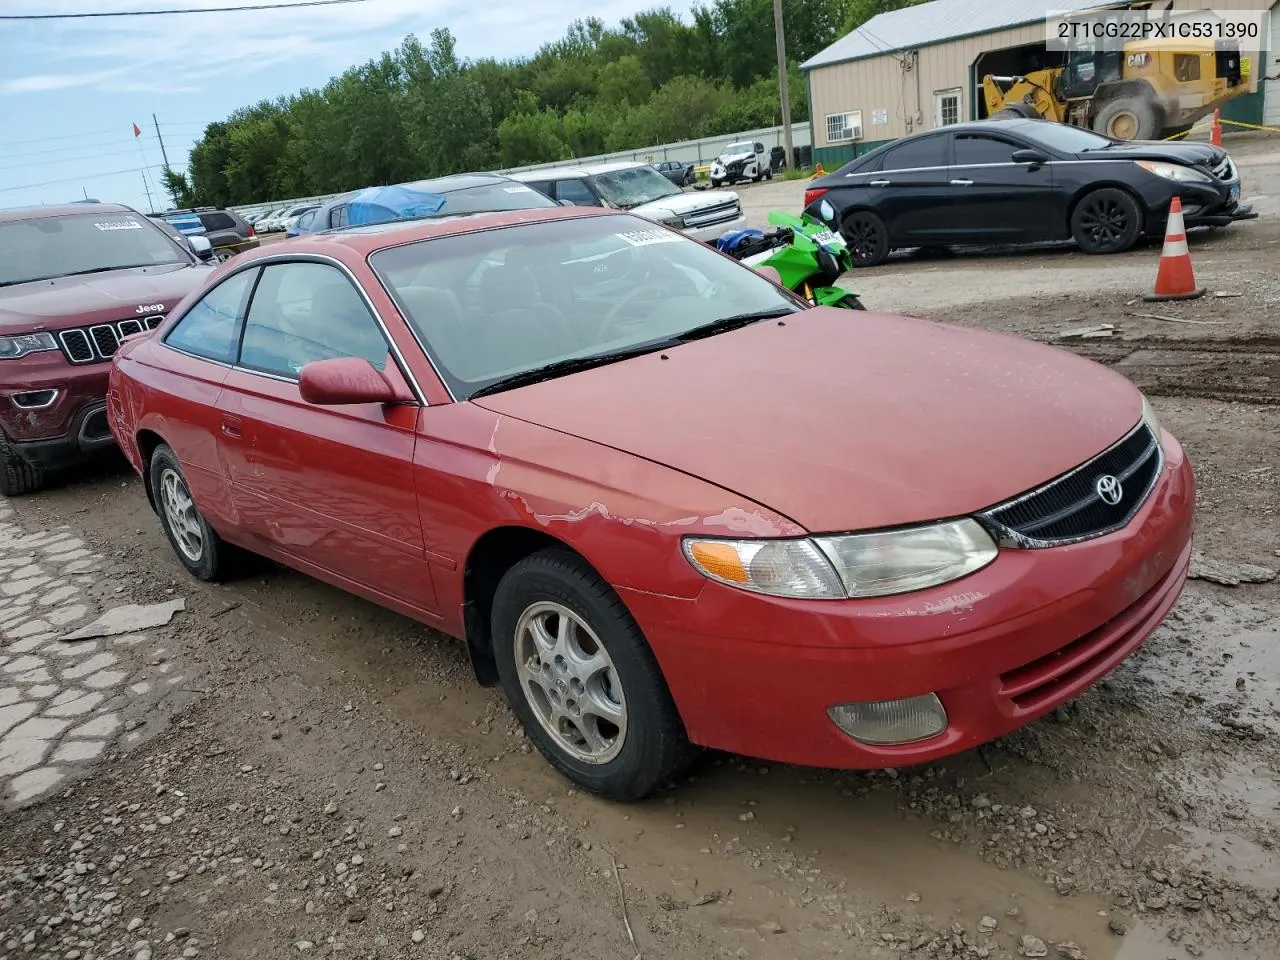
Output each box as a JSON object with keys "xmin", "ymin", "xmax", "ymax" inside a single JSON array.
[{"xmin": 828, "ymin": 694, "xmax": 948, "ymax": 745}]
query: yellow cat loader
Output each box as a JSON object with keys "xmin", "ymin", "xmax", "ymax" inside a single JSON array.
[{"xmin": 983, "ymin": 35, "xmax": 1249, "ymax": 140}]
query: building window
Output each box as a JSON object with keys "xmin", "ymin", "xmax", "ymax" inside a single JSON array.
[
  {"xmin": 934, "ymin": 88, "xmax": 962, "ymax": 127},
  {"xmin": 825, "ymin": 111, "xmax": 863, "ymax": 144}
]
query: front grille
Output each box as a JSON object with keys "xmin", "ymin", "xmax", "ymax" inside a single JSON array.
[
  {"xmin": 57, "ymin": 315, "xmax": 164, "ymax": 365},
  {"xmin": 685, "ymin": 199, "xmax": 742, "ymax": 229},
  {"xmin": 978, "ymin": 422, "xmax": 1162, "ymax": 547},
  {"xmin": 1211, "ymin": 156, "xmax": 1235, "ymax": 181}
]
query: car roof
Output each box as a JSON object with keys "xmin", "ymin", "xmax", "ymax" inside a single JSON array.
[
  {"xmin": 507, "ymin": 160, "xmax": 652, "ymax": 181},
  {"xmin": 0, "ymin": 202, "xmax": 135, "ymax": 223},
  {"xmin": 230, "ymin": 205, "xmax": 633, "ymax": 259}
]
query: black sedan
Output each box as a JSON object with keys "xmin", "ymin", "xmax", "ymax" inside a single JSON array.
[
  {"xmin": 803, "ymin": 119, "xmax": 1256, "ymax": 267},
  {"xmin": 654, "ymin": 160, "xmax": 697, "ymax": 187}
]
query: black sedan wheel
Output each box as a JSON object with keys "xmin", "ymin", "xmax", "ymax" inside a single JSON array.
[
  {"xmin": 1070, "ymin": 188, "xmax": 1143, "ymax": 255},
  {"xmin": 841, "ymin": 211, "xmax": 890, "ymax": 267}
]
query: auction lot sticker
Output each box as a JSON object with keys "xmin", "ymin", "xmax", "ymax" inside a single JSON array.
[
  {"xmin": 93, "ymin": 219, "xmax": 144, "ymax": 231},
  {"xmin": 617, "ymin": 228, "xmax": 682, "ymax": 246}
]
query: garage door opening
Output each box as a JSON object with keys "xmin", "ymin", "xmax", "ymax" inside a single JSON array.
[{"xmin": 973, "ymin": 43, "xmax": 1069, "ymax": 119}]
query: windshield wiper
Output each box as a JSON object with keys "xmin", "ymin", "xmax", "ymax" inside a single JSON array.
[
  {"xmin": 672, "ymin": 307, "xmax": 797, "ymax": 343},
  {"xmin": 468, "ymin": 341, "xmax": 676, "ymax": 398}
]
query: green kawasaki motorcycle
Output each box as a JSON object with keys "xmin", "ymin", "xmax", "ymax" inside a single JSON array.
[{"xmin": 715, "ymin": 211, "xmax": 865, "ymax": 310}]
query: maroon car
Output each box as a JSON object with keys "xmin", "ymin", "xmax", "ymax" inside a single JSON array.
[{"xmin": 0, "ymin": 203, "xmax": 215, "ymax": 494}]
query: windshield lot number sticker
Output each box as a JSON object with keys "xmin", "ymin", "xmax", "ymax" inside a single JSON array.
[
  {"xmin": 93, "ymin": 220, "xmax": 143, "ymax": 231},
  {"xmin": 617, "ymin": 228, "xmax": 682, "ymax": 246}
]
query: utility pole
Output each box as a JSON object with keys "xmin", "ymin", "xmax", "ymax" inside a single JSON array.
[
  {"xmin": 153, "ymin": 113, "xmax": 173, "ymax": 205},
  {"xmin": 772, "ymin": 0, "xmax": 794, "ymax": 170}
]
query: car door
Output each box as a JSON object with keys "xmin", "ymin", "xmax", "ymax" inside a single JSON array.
[
  {"xmin": 214, "ymin": 259, "xmax": 437, "ymax": 612},
  {"xmin": 865, "ymin": 133, "xmax": 953, "ymax": 244},
  {"xmin": 152, "ymin": 267, "xmax": 258, "ymax": 528},
  {"xmin": 947, "ymin": 132, "xmax": 1060, "ymax": 242},
  {"xmin": 553, "ymin": 178, "xmax": 603, "ymax": 207}
]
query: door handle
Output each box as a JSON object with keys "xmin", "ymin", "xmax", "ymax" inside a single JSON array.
[
  {"xmin": 220, "ymin": 415, "xmax": 243, "ymax": 439},
  {"xmin": 869, "ymin": 179, "xmax": 891, "ymax": 186},
  {"xmin": 950, "ymin": 179, "xmax": 974, "ymax": 186}
]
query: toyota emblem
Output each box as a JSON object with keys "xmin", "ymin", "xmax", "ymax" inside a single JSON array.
[{"xmin": 1095, "ymin": 474, "xmax": 1124, "ymax": 506}]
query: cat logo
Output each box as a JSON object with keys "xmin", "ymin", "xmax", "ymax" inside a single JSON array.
[{"xmin": 1126, "ymin": 53, "xmax": 1150, "ymax": 69}]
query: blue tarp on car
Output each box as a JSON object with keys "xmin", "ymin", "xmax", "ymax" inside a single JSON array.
[{"xmin": 346, "ymin": 185, "xmax": 447, "ymax": 226}]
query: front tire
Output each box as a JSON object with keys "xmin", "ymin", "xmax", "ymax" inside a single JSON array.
[
  {"xmin": 0, "ymin": 433, "xmax": 44, "ymax": 496},
  {"xmin": 711, "ymin": 178, "xmax": 723, "ymax": 189},
  {"xmin": 1093, "ymin": 96, "xmax": 1160, "ymax": 140},
  {"xmin": 841, "ymin": 211, "xmax": 890, "ymax": 267},
  {"xmin": 492, "ymin": 548, "xmax": 692, "ymax": 801},
  {"xmin": 1071, "ymin": 188, "xmax": 1143, "ymax": 255},
  {"xmin": 149, "ymin": 444, "xmax": 239, "ymax": 582}
]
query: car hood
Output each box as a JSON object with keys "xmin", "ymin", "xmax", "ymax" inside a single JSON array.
[
  {"xmin": 634, "ymin": 190, "xmax": 740, "ymax": 217},
  {"xmin": 472, "ymin": 308, "xmax": 1144, "ymax": 533},
  {"xmin": 1077, "ymin": 140, "xmax": 1228, "ymax": 167},
  {"xmin": 0, "ymin": 263, "xmax": 211, "ymax": 334}
]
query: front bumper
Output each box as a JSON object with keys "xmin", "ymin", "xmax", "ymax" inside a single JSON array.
[
  {"xmin": 1153, "ymin": 174, "xmax": 1254, "ymax": 230},
  {"xmin": 1, "ymin": 352, "xmax": 115, "ymax": 469},
  {"xmin": 620, "ymin": 432, "xmax": 1195, "ymax": 770},
  {"xmin": 683, "ymin": 215, "xmax": 746, "ymax": 244}
]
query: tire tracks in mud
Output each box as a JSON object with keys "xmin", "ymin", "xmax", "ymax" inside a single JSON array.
[{"xmin": 1052, "ymin": 336, "xmax": 1280, "ymax": 405}]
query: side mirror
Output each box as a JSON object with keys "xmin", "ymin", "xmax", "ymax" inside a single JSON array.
[
  {"xmin": 188, "ymin": 235, "xmax": 214, "ymax": 261},
  {"xmin": 298, "ymin": 357, "xmax": 399, "ymax": 406},
  {"xmin": 558, "ymin": 198, "xmax": 577, "ymax": 206},
  {"xmin": 1011, "ymin": 148, "xmax": 1050, "ymax": 166}
]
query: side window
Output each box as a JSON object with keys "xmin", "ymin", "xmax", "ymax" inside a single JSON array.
[
  {"xmin": 953, "ymin": 135, "xmax": 1019, "ymax": 165},
  {"xmin": 163, "ymin": 268, "xmax": 256, "ymax": 364},
  {"xmin": 880, "ymin": 135, "xmax": 949, "ymax": 171},
  {"xmin": 198, "ymin": 211, "xmax": 236, "ymax": 231},
  {"xmin": 554, "ymin": 179, "xmax": 598, "ymax": 206},
  {"xmin": 329, "ymin": 204, "xmax": 348, "ymax": 229},
  {"xmin": 238, "ymin": 262, "xmax": 390, "ymax": 379},
  {"xmin": 524, "ymin": 180, "xmax": 554, "ymax": 199}
]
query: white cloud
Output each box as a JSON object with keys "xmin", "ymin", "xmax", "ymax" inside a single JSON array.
[{"xmin": 0, "ymin": 0, "xmax": 650, "ymax": 96}]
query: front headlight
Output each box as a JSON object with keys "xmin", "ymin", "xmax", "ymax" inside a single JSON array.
[
  {"xmin": 683, "ymin": 517, "xmax": 998, "ymax": 601},
  {"xmin": 815, "ymin": 519, "xmax": 998, "ymax": 599},
  {"xmin": 657, "ymin": 215, "xmax": 686, "ymax": 229},
  {"xmin": 1135, "ymin": 160, "xmax": 1213, "ymax": 184},
  {"xmin": 1141, "ymin": 393, "xmax": 1163, "ymax": 449},
  {"xmin": 0, "ymin": 332, "xmax": 58, "ymax": 360}
]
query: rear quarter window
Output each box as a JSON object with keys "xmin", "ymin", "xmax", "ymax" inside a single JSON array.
[{"xmin": 198, "ymin": 212, "xmax": 237, "ymax": 231}]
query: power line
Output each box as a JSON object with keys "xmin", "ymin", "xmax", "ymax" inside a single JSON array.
[
  {"xmin": 0, "ymin": 141, "xmax": 195, "ymax": 172},
  {"xmin": 0, "ymin": 128, "xmax": 129, "ymax": 148},
  {"xmin": 0, "ymin": 0, "xmax": 373, "ymax": 20},
  {"xmin": 2, "ymin": 135, "xmax": 166, "ymax": 161},
  {"xmin": 1, "ymin": 163, "xmax": 174, "ymax": 193}
]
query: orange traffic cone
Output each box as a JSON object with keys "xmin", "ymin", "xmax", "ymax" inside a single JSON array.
[
  {"xmin": 1210, "ymin": 108, "xmax": 1223, "ymax": 146},
  {"xmin": 1143, "ymin": 197, "xmax": 1205, "ymax": 302}
]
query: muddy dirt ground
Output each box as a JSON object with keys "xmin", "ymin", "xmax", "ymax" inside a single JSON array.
[{"xmin": 3, "ymin": 134, "xmax": 1279, "ymax": 960}]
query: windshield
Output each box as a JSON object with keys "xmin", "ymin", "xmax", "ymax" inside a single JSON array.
[
  {"xmin": 591, "ymin": 167, "xmax": 682, "ymax": 209},
  {"xmin": 1031, "ymin": 123, "xmax": 1116, "ymax": 153},
  {"xmin": 0, "ymin": 211, "xmax": 187, "ymax": 286},
  {"xmin": 370, "ymin": 213, "xmax": 802, "ymax": 399},
  {"xmin": 723, "ymin": 142, "xmax": 755, "ymax": 155}
]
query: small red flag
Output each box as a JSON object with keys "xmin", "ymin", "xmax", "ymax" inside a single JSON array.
[{"xmin": 132, "ymin": 122, "xmax": 142, "ymax": 138}]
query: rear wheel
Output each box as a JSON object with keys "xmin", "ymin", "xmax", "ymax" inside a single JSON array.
[
  {"xmin": 1093, "ymin": 96, "xmax": 1160, "ymax": 140},
  {"xmin": 1071, "ymin": 187, "xmax": 1143, "ymax": 255},
  {"xmin": 841, "ymin": 211, "xmax": 890, "ymax": 267},
  {"xmin": 492, "ymin": 548, "xmax": 694, "ymax": 801},
  {"xmin": 149, "ymin": 444, "xmax": 240, "ymax": 581},
  {"xmin": 711, "ymin": 178, "xmax": 723, "ymax": 189},
  {"xmin": 0, "ymin": 433, "xmax": 44, "ymax": 496}
]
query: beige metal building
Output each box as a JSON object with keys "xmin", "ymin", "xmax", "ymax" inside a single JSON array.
[{"xmin": 802, "ymin": 0, "xmax": 1274, "ymax": 168}]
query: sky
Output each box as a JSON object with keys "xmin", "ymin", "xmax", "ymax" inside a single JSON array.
[{"xmin": 0, "ymin": 0, "xmax": 652, "ymax": 212}]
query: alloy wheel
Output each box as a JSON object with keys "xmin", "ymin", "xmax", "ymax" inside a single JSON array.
[
  {"xmin": 159, "ymin": 468, "xmax": 203, "ymax": 563},
  {"xmin": 1078, "ymin": 196, "xmax": 1130, "ymax": 248},
  {"xmin": 513, "ymin": 600, "xmax": 627, "ymax": 765},
  {"xmin": 846, "ymin": 217, "xmax": 881, "ymax": 263}
]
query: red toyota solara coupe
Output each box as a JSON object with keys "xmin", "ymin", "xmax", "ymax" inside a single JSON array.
[{"xmin": 108, "ymin": 206, "xmax": 1195, "ymax": 800}]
